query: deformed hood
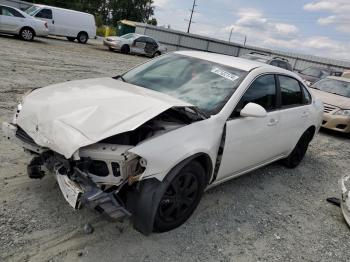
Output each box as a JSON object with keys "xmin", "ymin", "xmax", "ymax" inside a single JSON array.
[{"xmin": 17, "ymin": 77, "xmax": 191, "ymax": 158}]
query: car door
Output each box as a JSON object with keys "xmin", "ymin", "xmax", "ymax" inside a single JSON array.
[
  {"xmin": 275, "ymin": 75, "xmax": 312, "ymax": 152},
  {"xmin": 34, "ymin": 8, "xmax": 54, "ymax": 34},
  {"xmin": 131, "ymin": 36, "xmax": 148, "ymax": 55},
  {"xmin": 145, "ymin": 37, "xmax": 159, "ymax": 56},
  {"xmin": 217, "ymin": 74, "xmax": 284, "ymax": 180},
  {"xmin": 0, "ymin": 6, "xmax": 25, "ymax": 33}
]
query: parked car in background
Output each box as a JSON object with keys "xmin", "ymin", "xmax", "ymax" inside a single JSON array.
[
  {"xmin": 310, "ymin": 76, "xmax": 350, "ymax": 133},
  {"xmin": 240, "ymin": 52, "xmax": 293, "ymax": 71},
  {"xmin": 0, "ymin": 5, "xmax": 48, "ymax": 41},
  {"xmin": 342, "ymin": 71, "xmax": 350, "ymax": 79},
  {"xmin": 24, "ymin": 4, "xmax": 96, "ymax": 44},
  {"xmin": 103, "ymin": 33, "xmax": 167, "ymax": 57},
  {"xmin": 297, "ymin": 66, "xmax": 342, "ymax": 86},
  {"xmin": 2, "ymin": 51, "xmax": 323, "ymax": 235}
]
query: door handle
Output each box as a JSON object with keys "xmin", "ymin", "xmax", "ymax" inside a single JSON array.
[
  {"xmin": 52, "ymin": 20, "xmax": 55, "ymax": 24},
  {"xmin": 267, "ymin": 118, "xmax": 279, "ymax": 126}
]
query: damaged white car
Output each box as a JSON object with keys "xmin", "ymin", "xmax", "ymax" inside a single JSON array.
[{"xmin": 2, "ymin": 51, "xmax": 323, "ymax": 235}]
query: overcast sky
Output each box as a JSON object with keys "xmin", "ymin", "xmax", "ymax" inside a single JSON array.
[{"xmin": 152, "ymin": 0, "xmax": 350, "ymax": 61}]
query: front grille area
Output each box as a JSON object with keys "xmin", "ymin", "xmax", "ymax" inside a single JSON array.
[
  {"xmin": 16, "ymin": 127, "xmax": 36, "ymax": 145},
  {"xmin": 323, "ymin": 103, "xmax": 338, "ymax": 113}
]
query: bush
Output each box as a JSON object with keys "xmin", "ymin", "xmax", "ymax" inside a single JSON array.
[{"xmin": 96, "ymin": 26, "xmax": 117, "ymax": 37}]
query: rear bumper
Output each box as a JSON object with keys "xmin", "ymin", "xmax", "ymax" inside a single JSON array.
[
  {"xmin": 36, "ymin": 28, "xmax": 49, "ymax": 37},
  {"xmin": 321, "ymin": 114, "xmax": 350, "ymax": 133}
]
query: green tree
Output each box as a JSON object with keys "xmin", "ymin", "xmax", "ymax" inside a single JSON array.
[{"xmin": 27, "ymin": 0, "xmax": 155, "ymax": 25}]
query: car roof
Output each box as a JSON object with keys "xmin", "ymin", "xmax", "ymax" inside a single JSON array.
[
  {"xmin": 326, "ymin": 76, "xmax": 350, "ymax": 83},
  {"xmin": 175, "ymin": 51, "xmax": 270, "ymax": 71}
]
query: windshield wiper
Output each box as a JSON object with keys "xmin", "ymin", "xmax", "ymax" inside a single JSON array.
[{"xmin": 113, "ymin": 75, "xmax": 126, "ymax": 82}]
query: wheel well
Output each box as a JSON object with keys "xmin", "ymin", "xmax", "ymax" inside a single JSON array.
[
  {"xmin": 20, "ymin": 26, "xmax": 36, "ymax": 36},
  {"xmin": 306, "ymin": 126, "xmax": 316, "ymax": 141},
  {"xmin": 78, "ymin": 31, "xmax": 88, "ymax": 37},
  {"xmin": 191, "ymin": 153, "xmax": 213, "ymax": 185}
]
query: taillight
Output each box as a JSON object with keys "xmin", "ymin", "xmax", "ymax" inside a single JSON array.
[{"xmin": 44, "ymin": 22, "xmax": 48, "ymax": 29}]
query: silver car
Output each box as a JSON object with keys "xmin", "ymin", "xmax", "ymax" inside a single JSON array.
[{"xmin": 103, "ymin": 33, "xmax": 167, "ymax": 57}]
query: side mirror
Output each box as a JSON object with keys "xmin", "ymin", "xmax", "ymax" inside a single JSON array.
[{"xmin": 240, "ymin": 103, "xmax": 267, "ymax": 118}]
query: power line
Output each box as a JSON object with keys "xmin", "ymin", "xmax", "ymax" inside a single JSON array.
[{"xmin": 186, "ymin": 0, "xmax": 197, "ymax": 33}]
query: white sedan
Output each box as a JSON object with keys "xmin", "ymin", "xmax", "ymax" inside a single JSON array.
[
  {"xmin": 104, "ymin": 33, "xmax": 167, "ymax": 57},
  {"xmin": 2, "ymin": 51, "xmax": 323, "ymax": 235},
  {"xmin": 0, "ymin": 4, "xmax": 48, "ymax": 41}
]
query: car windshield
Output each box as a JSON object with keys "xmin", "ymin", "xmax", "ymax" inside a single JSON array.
[
  {"xmin": 24, "ymin": 6, "xmax": 40, "ymax": 16},
  {"xmin": 301, "ymin": 67, "xmax": 331, "ymax": 78},
  {"xmin": 241, "ymin": 54, "xmax": 269, "ymax": 63},
  {"xmin": 122, "ymin": 53, "xmax": 247, "ymax": 114},
  {"xmin": 312, "ymin": 79, "xmax": 350, "ymax": 98},
  {"xmin": 120, "ymin": 33, "xmax": 137, "ymax": 39}
]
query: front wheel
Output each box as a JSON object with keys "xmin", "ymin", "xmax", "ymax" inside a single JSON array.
[
  {"xmin": 282, "ymin": 131, "xmax": 311, "ymax": 168},
  {"xmin": 153, "ymin": 161, "xmax": 206, "ymax": 232}
]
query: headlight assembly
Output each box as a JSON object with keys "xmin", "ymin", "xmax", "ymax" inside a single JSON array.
[{"xmin": 334, "ymin": 109, "xmax": 350, "ymax": 116}]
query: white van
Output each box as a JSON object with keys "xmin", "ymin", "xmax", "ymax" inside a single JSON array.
[{"xmin": 24, "ymin": 5, "xmax": 96, "ymax": 44}]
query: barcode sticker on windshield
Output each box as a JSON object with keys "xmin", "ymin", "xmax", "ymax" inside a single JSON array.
[{"xmin": 211, "ymin": 67, "xmax": 239, "ymax": 82}]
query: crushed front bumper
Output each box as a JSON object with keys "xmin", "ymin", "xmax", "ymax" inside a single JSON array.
[
  {"xmin": 103, "ymin": 39, "xmax": 121, "ymax": 50},
  {"xmin": 2, "ymin": 122, "xmax": 131, "ymax": 219}
]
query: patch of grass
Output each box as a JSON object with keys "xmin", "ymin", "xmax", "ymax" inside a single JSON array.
[{"xmin": 96, "ymin": 26, "xmax": 117, "ymax": 37}]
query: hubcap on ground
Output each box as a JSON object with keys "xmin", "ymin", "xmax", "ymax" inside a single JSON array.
[{"xmin": 158, "ymin": 172, "xmax": 199, "ymax": 223}]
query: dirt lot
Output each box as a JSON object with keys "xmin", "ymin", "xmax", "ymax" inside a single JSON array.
[{"xmin": 0, "ymin": 35, "xmax": 350, "ymax": 262}]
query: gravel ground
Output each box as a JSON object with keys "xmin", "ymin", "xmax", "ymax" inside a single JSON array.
[{"xmin": 0, "ymin": 35, "xmax": 349, "ymax": 262}]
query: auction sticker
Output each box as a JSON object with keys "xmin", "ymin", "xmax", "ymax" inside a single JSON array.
[{"xmin": 211, "ymin": 67, "xmax": 239, "ymax": 82}]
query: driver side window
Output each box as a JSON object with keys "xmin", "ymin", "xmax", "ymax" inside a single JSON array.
[{"xmin": 233, "ymin": 74, "xmax": 277, "ymax": 117}]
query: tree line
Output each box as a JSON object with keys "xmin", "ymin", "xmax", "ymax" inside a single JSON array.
[{"xmin": 27, "ymin": 0, "xmax": 157, "ymax": 26}]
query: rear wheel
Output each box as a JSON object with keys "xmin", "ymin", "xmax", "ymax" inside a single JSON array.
[
  {"xmin": 77, "ymin": 32, "xmax": 88, "ymax": 44},
  {"xmin": 20, "ymin": 28, "xmax": 34, "ymax": 41},
  {"xmin": 282, "ymin": 131, "xmax": 311, "ymax": 168},
  {"xmin": 153, "ymin": 161, "xmax": 205, "ymax": 232},
  {"xmin": 67, "ymin": 37, "xmax": 75, "ymax": 42},
  {"xmin": 120, "ymin": 45, "xmax": 130, "ymax": 54}
]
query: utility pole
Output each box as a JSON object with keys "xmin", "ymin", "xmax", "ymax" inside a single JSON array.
[
  {"xmin": 244, "ymin": 35, "xmax": 247, "ymax": 46},
  {"xmin": 187, "ymin": 0, "xmax": 197, "ymax": 33},
  {"xmin": 229, "ymin": 28, "xmax": 233, "ymax": 42}
]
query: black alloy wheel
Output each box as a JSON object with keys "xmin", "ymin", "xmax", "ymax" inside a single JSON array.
[{"xmin": 154, "ymin": 161, "xmax": 205, "ymax": 232}]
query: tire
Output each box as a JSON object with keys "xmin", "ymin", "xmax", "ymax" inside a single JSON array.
[
  {"xmin": 20, "ymin": 28, "xmax": 34, "ymax": 41},
  {"xmin": 77, "ymin": 32, "xmax": 88, "ymax": 44},
  {"xmin": 67, "ymin": 37, "xmax": 75, "ymax": 42},
  {"xmin": 153, "ymin": 51, "xmax": 161, "ymax": 58},
  {"xmin": 282, "ymin": 131, "xmax": 311, "ymax": 168},
  {"xmin": 153, "ymin": 161, "xmax": 206, "ymax": 232},
  {"xmin": 120, "ymin": 45, "xmax": 130, "ymax": 54}
]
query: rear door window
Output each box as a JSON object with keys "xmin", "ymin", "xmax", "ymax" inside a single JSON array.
[
  {"xmin": 278, "ymin": 75, "xmax": 303, "ymax": 107},
  {"xmin": 35, "ymin": 9, "xmax": 52, "ymax": 19}
]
